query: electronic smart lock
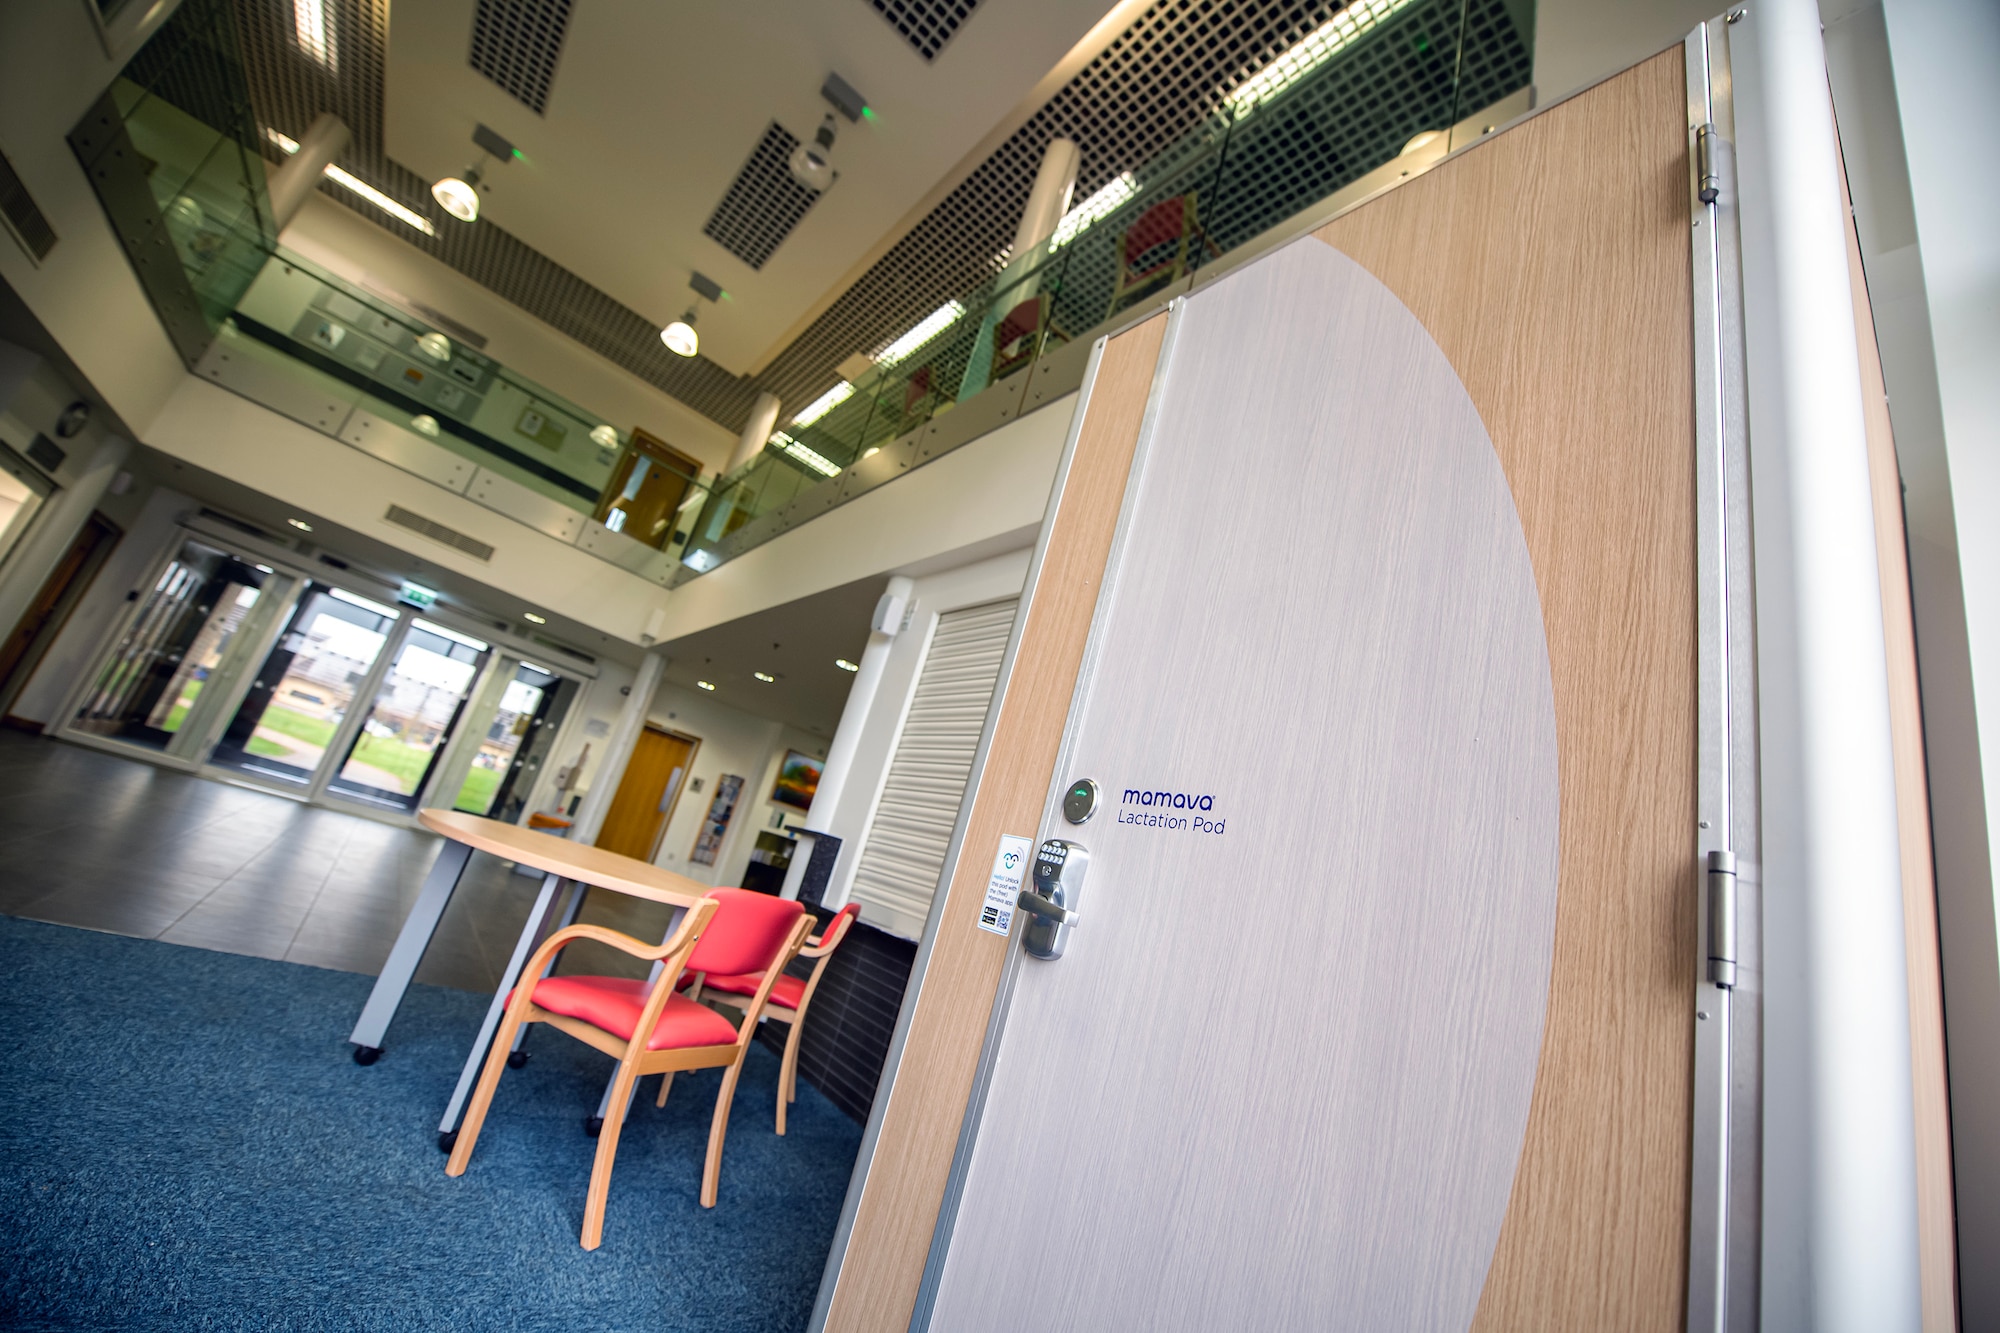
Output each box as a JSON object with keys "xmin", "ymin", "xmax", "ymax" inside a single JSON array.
[{"xmin": 1018, "ymin": 839, "xmax": 1088, "ymax": 961}]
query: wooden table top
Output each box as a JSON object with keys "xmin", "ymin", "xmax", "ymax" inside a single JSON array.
[{"xmin": 417, "ymin": 809, "xmax": 710, "ymax": 909}]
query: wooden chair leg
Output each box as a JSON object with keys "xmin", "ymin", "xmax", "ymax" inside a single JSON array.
[
  {"xmin": 581, "ymin": 1058, "xmax": 641, "ymax": 1250},
  {"xmin": 701, "ymin": 1054, "xmax": 747, "ymax": 1207},
  {"xmin": 445, "ymin": 1006, "xmax": 528, "ymax": 1178},
  {"xmin": 777, "ymin": 1019, "xmax": 804, "ymax": 1136},
  {"xmin": 655, "ymin": 1070, "xmax": 678, "ymax": 1108}
]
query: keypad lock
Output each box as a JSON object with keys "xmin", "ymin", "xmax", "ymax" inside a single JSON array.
[{"xmin": 1019, "ymin": 839, "xmax": 1088, "ymax": 961}]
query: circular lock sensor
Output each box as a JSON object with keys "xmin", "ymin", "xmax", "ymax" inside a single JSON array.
[{"xmin": 1062, "ymin": 778, "xmax": 1098, "ymax": 824}]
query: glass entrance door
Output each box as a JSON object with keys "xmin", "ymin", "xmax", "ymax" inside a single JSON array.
[
  {"xmin": 325, "ymin": 620, "xmax": 490, "ymax": 813},
  {"xmin": 449, "ymin": 660, "xmax": 576, "ymax": 819},
  {"xmin": 71, "ymin": 539, "xmax": 276, "ymax": 752},
  {"xmin": 208, "ymin": 585, "xmax": 400, "ymax": 787}
]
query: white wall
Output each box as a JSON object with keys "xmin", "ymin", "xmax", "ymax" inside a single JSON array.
[
  {"xmin": 643, "ymin": 680, "xmax": 826, "ymax": 889},
  {"xmin": 653, "ymin": 392, "xmax": 1072, "ymax": 643},
  {"xmin": 144, "ymin": 376, "xmax": 671, "ymax": 644},
  {"xmin": 1533, "ymin": 0, "xmax": 1718, "ymax": 103},
  {"xmin": 0, "ymin": 2, "xmax": 190, "ymax": 436},
  {"xmin": 280, "ymin": 196, "xmax": 738, "ymax": 471},
  {"xmin": 815, "ymin": 547, "xmax": 1033, "ymax": 938}
]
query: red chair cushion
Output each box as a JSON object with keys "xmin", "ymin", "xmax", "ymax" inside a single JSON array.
[
  {"xmin": 701, "ymin": 971, "xmax": 806, "ymax": 1010},
  {"xmin": 531, "ymin": 975, "xmax": 739, "ymax": 1051},
  {"xmin": 993, "ymin": 299, "xmax": 1042, "ymax": 349},
  {"xmin": 686, "ymin": 889, "xmax": 804, "ymax": 976}
]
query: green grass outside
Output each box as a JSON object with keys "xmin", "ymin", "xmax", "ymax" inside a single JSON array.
[
  {"xmin": 348, "ymin": 733, "xmax": 435, "ymax": 792},
  {"xmin": 453, "ymin": 766, "xmax": 501, "ymax": 814},
  {"xmin": 160, "ymin": 679, "xmax": 202, "ymax": 732},
  {"xmin": 257, "ymin": 705, "xmax": 336, "ymax": 749}
]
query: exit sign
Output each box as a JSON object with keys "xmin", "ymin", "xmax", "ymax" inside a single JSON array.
[{"xmin": 398, "ymin": 581, "xmax": 439, "ymax": 609}]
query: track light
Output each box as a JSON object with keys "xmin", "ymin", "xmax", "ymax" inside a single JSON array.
[
  {"xmin": 789, "ymin": 114, "xmax": 838, "ymax": 191},
  {"xmin": 431, "ymin": 166, "xmax": 482, "ymax": 221},
  {"xmin": 661, "ymin": 307, "xmax": 699, "ymax": 357}
]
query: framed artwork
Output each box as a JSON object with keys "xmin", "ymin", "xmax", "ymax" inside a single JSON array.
[
  {"xmin": 770, "ymin": 750, "xmax": 823, "ymax": 811},
  {"xmin": 689, "ymin": 773, "xmax": 744, "ymax": 866}
]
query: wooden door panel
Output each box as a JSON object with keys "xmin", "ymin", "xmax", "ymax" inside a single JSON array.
[{"xmin": 596, "ymin": 728, "xmax": 693, "ymax": 862}]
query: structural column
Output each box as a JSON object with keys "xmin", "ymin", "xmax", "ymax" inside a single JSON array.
[
  {"xmin": 959, "ymin": 138, "xmax": 1080, "ymax": 401},
  {"xmin": 784, "ymin": 577, "xmax": 912, "ymax": 905},
  {"xmin": 266, "ymin": 112, "xmax": 351, "ymax": 232},
  {"xmin": 725, "ymin": 391, "xmax": 783, "ymax": 475},
  {"xmin": 570, "ymin": 649, "xmax": 666, "ymax": 846}
]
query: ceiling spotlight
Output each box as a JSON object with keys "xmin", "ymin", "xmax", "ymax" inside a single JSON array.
[
  {"xmin": 661, "ymin": 271, "xmax": 723, "ymax": 358},
  {"xmin": 753, "ymin": 671, "xmax": 775, "ymax": 683},
  {"xmin": 410, "ymin": 413, "xmax": 440, "ymax": 437},
  {"xmin": 523, "ymin": 612, "xmax": 548, "ymax": 624},
  {"xmin": 661, "ymin": 308, "xmax": 699, "ymax": 357},
  {"xmin": 789, "ymin": 114, "xmax": 838, "ymax": 191},
  {"xmin": 589, "ymin": 424, "xmax": 620, "ymax": 451},
  {"xmin": 288, "ymin": 518, "xmax": 314, "ymax": 532},
  {"xmin": 416, "ymin": 332, "xmax": 452, "ymax": 362},
  {"xmin": 697, "ymin": 680, "xmax": 716, "ymax": 691},
  {"xmin": 432, "ymin": 124, "xmax": 515, "ymax": 224},
  {"xmin": 834, "ymin": 658, "xmax": 859, "ymax": 672},
  {"xmin": 431, "ymin": 168, "xmax": 481, "ymax": 221}
]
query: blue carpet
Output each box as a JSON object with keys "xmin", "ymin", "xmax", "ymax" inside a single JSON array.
[{"xmin": 0, "ymin": 917, "xmax": 860, "ymax": 1332}]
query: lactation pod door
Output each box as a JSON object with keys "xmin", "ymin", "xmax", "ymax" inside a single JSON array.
[{"xmin": 883, "ymin": 47, "xmax": 1711, "ymax": 1333}]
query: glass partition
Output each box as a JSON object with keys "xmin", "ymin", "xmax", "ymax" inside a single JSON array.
[
  {"xmin": 328, "ymin": 620, "xmax": 491, "ymax": 812},
  {"xmin": 208, "ymin": 585, "xmax": 400, "ymax": 787},
  {"xmin": 451, "ymin": 660, "xmax": 571, "ymax": 818}
]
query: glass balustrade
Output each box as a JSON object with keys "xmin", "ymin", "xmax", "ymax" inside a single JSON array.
[{"xmin": 82, "ymin": 0, "xmax": 1533, "ymax": 586}]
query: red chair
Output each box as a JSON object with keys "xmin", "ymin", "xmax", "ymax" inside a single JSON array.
[
  {"xmin": 683, "ymin": 902, "xmax": 861, "ymax": 1134},
  {"xmin": 1105, "ymin": 192, "xmax": 1219, "ymax": 317},
  {"xmin": 988, "ymin": 294, "xmax": 1070, "ymax": 382},
  {"xmin": 445, "ymin": 888, "xmax": 810, "ymax": 1248}
]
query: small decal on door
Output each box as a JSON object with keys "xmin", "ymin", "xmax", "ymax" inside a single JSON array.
[{"xmin": 978, "ymin": 835, "xmax": 1032, "ymax": 936}]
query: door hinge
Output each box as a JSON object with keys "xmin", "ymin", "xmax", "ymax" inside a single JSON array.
[
  {"xmin": 1707, "ymin": 849, "xmax": 1737, "ymax": 988},
  {"xmin": 1695, "ymin": 123, "xmax": 1725, "ymax": 205}
]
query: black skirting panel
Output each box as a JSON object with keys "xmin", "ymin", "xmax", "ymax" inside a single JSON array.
[{"xmin": 756, "ymin": 911, "xmax": 918, "ymax": 1125}]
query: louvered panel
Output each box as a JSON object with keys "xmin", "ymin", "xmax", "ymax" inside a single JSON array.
[{"xmin": 849, "ymin": 598, "xmax": 1018, "ymax": 937}]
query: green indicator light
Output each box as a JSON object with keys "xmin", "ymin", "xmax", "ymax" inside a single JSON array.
[
  {"xmin": 861, "ymin": 106, "xmax": 875, "ymax": 120},
  {"xmin": 512, "ymin": 148, "xmax": 524, "ymax": 159}
]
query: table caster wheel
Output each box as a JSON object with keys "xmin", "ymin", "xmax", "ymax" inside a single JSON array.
[
  {"xmin": 507, "ymin": 1051, "xmax": 528, "ymax": 1069},
  {"xmin": 352, "ymin": 1045, "xmax": 383, "ymax": 1066},
  {"xmin": 438, "ymin": 1130, "xmax": 458, "ymax": 1153},
  {"xmin": 584, "ymin": 1116, "xmax": 602, "ymax": 1138}
]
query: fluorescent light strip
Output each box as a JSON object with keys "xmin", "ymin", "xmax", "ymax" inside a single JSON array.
[
  {"xmin": 873, "ymin": 299, "xmax": 965, "ymax": 366},
  {"xmin": 789, "ymin": 381, "xmax": 854, "ymax": 428},
  {"xmin": 264, "ymin": 127, "xmax": 436, "ymax": 235},
  {"xmin": 769, "ymin": 432, "xmax": 842, "ymax": 477},
  {"xmin": 1048, "ymin": 173, "xmax": 1135, "ymax": 250},
  {"xmin": 293, "ymin": 0, "xmax": 335, "ymax": 70},
  {"xmin": 1224, "ymin": 0, "xmax": 1417, "ymax": 119}
]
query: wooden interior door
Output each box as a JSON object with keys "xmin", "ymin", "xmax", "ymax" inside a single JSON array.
[
  {"xmin": 593, "ymin": 726, "xmax": 695, "ymax": 861},
  {"xmin": 820, "ymin": 47, "xmax": 1700, "ymax": 1333},
  {"xmin": 594, "ymin": 428, "xmax": 702, "ymax": 551},
  {"xmin": 0, "ymin": 513, "xmax": 118, "ymax": 718}
]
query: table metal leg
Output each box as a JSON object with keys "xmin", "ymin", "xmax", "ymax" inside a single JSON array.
[
  {"xmin": 586, "ymin": 905, "xmax": 687, "ymax": 1136},
  {"xmin": 435, "ymin": 872, "xmax": 570, "ymax": 1150},
  {"xmin": 507, "ymin": 883, "xmax": 592, "ymax": 1064},
  {"xmin": 348, "ymin": 839, "xmax": 474, "ymax": 1063}
]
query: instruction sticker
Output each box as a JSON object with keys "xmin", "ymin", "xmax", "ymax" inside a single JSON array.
[{"xmin": 977, "ymin": 835, "xmax": 1032, "ymax": 936}]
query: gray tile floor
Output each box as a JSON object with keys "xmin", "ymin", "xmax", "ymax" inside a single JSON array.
[{"xmin": 0, "ymin": 731, "xmax": 677, "ymax": 992}]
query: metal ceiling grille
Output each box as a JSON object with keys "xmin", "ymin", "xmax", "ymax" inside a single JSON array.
[
  {"xmin": 869, "ymin": 0, "xmax": 983, "ymax": 62},
  {"xmin": 703, "ymin": 123, "xmax": 824, "ymax": 271},
  {"xmin": 219, "ymin": 0, "xmax": 1529, "ymax": 439},
  {"xmin": 468, "ymin": 0, "xmax": 572, "ymax": 115},
  {"xmin": 0, "ymin": 148, "xmax": 58, "ymax": 264}
]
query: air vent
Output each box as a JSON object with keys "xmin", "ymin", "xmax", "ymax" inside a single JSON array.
[
  {"xmin": 703, "ymin": 123, "xmax": 823, "ymax": 271},
  {"xmin": 0, "ymin": 147, "xmax": 56, "ymax": 264},
  {"xmin": 385, "ymin": 504, "xmax": 496, "ymax": 561},
  {"xmin": 468, "ymin": 0, "xmax": 573, "ymax": 115},
  {"xmin": 869, "ymin": 0, "xmax": 982, "ymax": 62}
]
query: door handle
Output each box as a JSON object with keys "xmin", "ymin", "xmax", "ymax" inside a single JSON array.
[{"xmin": 1016, "ymin": 889, "xmax": 1076, "ymax": 925}]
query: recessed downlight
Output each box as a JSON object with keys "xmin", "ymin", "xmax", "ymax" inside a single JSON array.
[
  {"xmin": 753, "ymin": 671, "xmax": 775, "ymax": 683},
  {"xmin": 834, "ymin": 658, "xmax": 859, "ymax": 672},
  {"xmin": 696, "ymin": 680, "xmax": 716, "ymax": 691},
  {"xmin": 523, "ymin": 612, "xmax": 547, "ymax": 624},
  {"xmin": 288, "ymin": 518, "xmax": 314, "ymax": 532}
]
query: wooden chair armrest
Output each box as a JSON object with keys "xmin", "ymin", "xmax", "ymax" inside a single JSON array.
[{"xmin": 516, "ymin": 900, "xmax": 718, "ymax": 992}]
